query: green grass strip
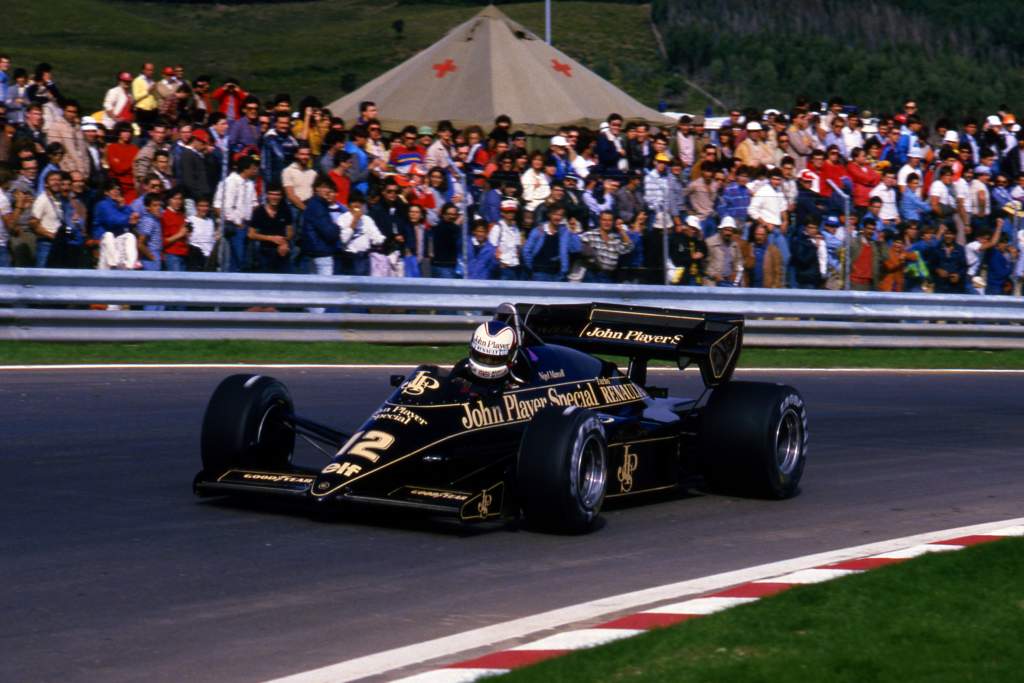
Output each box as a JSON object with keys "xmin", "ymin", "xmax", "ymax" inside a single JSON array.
[
  {"xmin": 496, "ymin": 537, "xmax": 1024, "ymax": 683},
  {"xmin": 1, "ymin": 342, "xmax": 1024, "ymax": 369}
]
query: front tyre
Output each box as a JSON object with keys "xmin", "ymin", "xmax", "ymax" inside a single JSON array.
[
  {"xmin": 200, "ymin": 374, "xmax": 295, "ymax": 474},
  {"xmin": 517, "ymin": 406, "xmax": 608, "ymax": 534},
  {"xmin": 701, "ymin": 381, "xmax": 807, "ymax": 499}
]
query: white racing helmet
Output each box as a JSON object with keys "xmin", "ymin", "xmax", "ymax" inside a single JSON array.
[{"xmin": 468, "ymin": 320, "xmax": 518, "ymax": 380}]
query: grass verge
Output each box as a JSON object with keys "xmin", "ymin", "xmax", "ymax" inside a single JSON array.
[
  {"xmin": 1, "ymin": 341, "xmax": 1023, "ymax": 368},
  {"xmin": 495, "ymin": 537, "xmax": 1024, "ymax": 683}
]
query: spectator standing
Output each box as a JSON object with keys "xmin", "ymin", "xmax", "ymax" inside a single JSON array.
[
  {"xmin": 703, "ymin": 216, "xmax": 744, "ymax": 287},
  {"xmin": 179, "ymin": 129, "xmax": 212, "ymax": 204},
  {"xmin": 102, "ymin": 72, "xmax": 134, "ymax": 124},
  {"xmin": 577, "ymin": 210, "xmax": 633, "ymax": 283},
  {"xmin": 7, "ymin": 159, "xmax": 39, "ymax": 266},
  {"xmin": 523, "ymin": 205, "xmax": 573, "ymax": 281},
  {"xmin": 228, "ymin": 96, "xmax": 262, "ymax": 153},
  {"xmin": 370, "ymin": 180, "xmax": 412, "ymax": 269},
  {"xmin": 932, "ymin": 227, "xmax": 968, "ymax": 293},
  {"xmin": 849, "ymin": 221, "xmax": 883, "ymax": 290},
  {"xmin": 14, "ymin": 104, "xmax": 47, "ymax": 165},
  {"xmin": 29, "ymin": 171, "xmax": 64, "ymax": 266},
  {"xmin": 161, "ymin": 188, "xmax": 189, "ymax": 272},
  {"xmin": 489, "ymin": 198, "xmax": 522, "ymax": 280},
  {"xmin": 846, "ymin": 148, "xmax": 881, "ymax": 216},
  {"xmin": 735, "ymin": 122, "xmax": 774, "ymax": 168},
  {"xmin": 210, "ymin": 79, "xmax": 249, "ymax": 121},
  {"xmin": 467, "ymin": 218, "xmax": 497, "ymax": 280},
  {"xmin": 4, "ymin": 68, "xmax": 30, "ymax": 125},
  {"xmin": 595, "ymin": 115, "xmax": 625, "ymax": 174},
  {"xmin": 430, "ymin": 202, "xmax": 462, "ymax": 279},
  {"xmin": 213, "ymin": 156, "xmax": 258, "ymax": 272},
  {"xmin": 869, "ymin": 169, "xmax": 900, "ymax": 227},
  {"xmin": 425, "ymin": 121, "xmax": 454, "ymax": 171},
  {"xmin": 248, "ymin": 183, "xmax": 294, "ymax": 274},
  {"xmin": 282, "ymin": 144, "xmax": 316, "ymax": 221},
  {"xmin": 792, "ymin": 221, "xmax": 827, "ymax": 289},
  {"xmin": 716, "ymin": 167, "xmax": 752, "ymax": 235},
  {"xmin": 92, "ymin": 181, "xmax": 139, "ymax": 270},
  {"xmin": 615, "ymin": 172, "xmax": 644, "ymax": 225},
  {"xmin": 301, "ymin": 176, "xmax": 342, "ymax": 284},
  {"xmin": 261, "ymin": 113, "xmax": 298, "ymax": 188},
  {"xmin": 520, "ymin": 152, "xmax": 550, "ymax": 211},
  {"xmin": 106, "ymin": 123, "xmax": 138, "ymax": 202},
  {"xmin": 744, "ymin": 223, "xmax": 783, "ymax": 287},
  {"xmin": 132, "ymin": 121, "xmax": 170, "ymax": 186},
  {"xmin": 187, "ymin": 197, "xmax": 217, "ymax": 268},
  {"xmin": 131, "ymin": 63, "xmax": 159, "ymax": 128},
  {"xmin": 667, "ymin": 215, "xmax": 705, "ymax": 285},
  {"xmin": 45, "ymin": 100, "xmax": 87, "ymax": 176},
  {"xmin": 645, "ymin": 153, "xmax": 673, "ymax": 228},
  {"xmin": 135, "ymin": 192, "xmax": 163, "ymax": 271},
  {"xmin": 338, "ymin": 194, "xmax": 384, "ymax": 276}
]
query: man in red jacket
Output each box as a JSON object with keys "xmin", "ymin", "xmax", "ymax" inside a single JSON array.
[
  {"xmin": 846, "ymin": 147, "xmax": 880, "ymax": 218},
  {"xmin": 209, "ymin": 79, "xmax": 249, "ymax": 122}
]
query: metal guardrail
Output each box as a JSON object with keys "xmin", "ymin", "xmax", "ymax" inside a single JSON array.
[{"xmin": 1, "ymin": 268, "xmax": 1022, "ymax": 348}]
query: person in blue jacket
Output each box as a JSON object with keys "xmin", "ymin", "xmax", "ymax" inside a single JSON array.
[
  {"xmin": 467, "ymin": 218, "xmax": 496, "ymax": 280},
  {"xmin": 301, "ymin": 176, "xmax": 341, "ymax": 277},
  {"xmin": 931, "ymin": 227, "xmax": 968, "ymax": 293},
  {"xmin": 523, "ymin": 205, "xmax": 577, "ymax": 281}
]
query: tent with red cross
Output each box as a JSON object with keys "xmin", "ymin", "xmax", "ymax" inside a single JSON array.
[{"xmin": 326, "ymin": 4, "xmax": 674, "ymax": 134}]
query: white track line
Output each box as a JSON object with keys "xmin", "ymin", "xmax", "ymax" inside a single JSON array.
[
  {"xmin": 645, "ymin": 596, "xmax": 757, "ymax": 615},
  {"xmin": 1, "ymin": 363, "xmax": 1023, "ymax": 373},
  {"xmin": 263, "ymin": 517, "xmax": 1024, "ymax": 683}
]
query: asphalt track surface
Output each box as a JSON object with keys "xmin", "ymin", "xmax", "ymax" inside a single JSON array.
[{"xmin": 2, "ymin": 366, "xmax": 1023, "ymax": 683}]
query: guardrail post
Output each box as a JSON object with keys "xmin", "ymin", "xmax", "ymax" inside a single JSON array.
[{"xmin": 828, "ymin": 180, "xmax": 853, "ymax": 291}]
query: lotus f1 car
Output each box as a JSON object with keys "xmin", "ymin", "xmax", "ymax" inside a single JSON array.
[{"xmin": 194, "ymin": 303, "xmax": 808, "ymax": 533}]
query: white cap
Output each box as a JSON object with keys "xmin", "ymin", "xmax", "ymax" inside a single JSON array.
[
  {"xmin": 862, "ymin": 124, "xmax": 878, "ymax": 134},
  {"xmin": 745, "ymin": 121, "xmax": 763, "ymax": 131},
  {"xmin": 763, "ymin": 108, "xmax": 781, "ymax": 117},
  {"xmin": 943, "ymin": 130, "xmax": 959, "ymax": 144},
  {"xmin": 80, "ymin": 115, "xmax": 99, "ymax": 131},
  {"xmin": 719, "ymin": 216, "xmax": 737, "ymax": 230},
  {"xmin": 908, "ymin": 149, "xmax": 924, "ymax": 159},
  {"xmin": 685, "ymin": 215, "xmax": 701, "ymax": 229},
  {"xmin": 986, "ymin": 115, "xmax": 1002, "ymax": 127},
  {"xmin": 550, "ymin": 135, "xmax": 568, "ymax": 146}
]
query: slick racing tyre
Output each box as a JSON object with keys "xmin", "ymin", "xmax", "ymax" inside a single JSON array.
[
  {"xmin": 517, "ymin": 406, "xmax": 608, "ymax": 534},
  {"xmin": 200, "ymin": 374, "xmax": 295, "ymax": 474},
  {"xmin": 701, "ymin": 381, "xmax": 807, "ymax": 499}
]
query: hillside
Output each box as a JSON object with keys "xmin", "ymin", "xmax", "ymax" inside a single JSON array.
[
  {"xmin": 3, "ymin": 1, "xmax": 689, "ymax": 117},
  {"xmin": 652, "ymin": 0, "xmax": 1024, "ymax": 118}
]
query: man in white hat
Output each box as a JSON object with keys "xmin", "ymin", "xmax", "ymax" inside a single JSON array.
[
  {"xmin": 548, "ymin": 135, "xmax": 572, "ymax": 182},
  {"xmin": 703, "ymin": 215, "xmax": 744, "ymax": 287},
  {"xmin": 488, "ymin": 198, "xmax": 522, "ymax": 280},
  {"xmin": 735, "ymin": 121, "xmax": 774, "ymax": 168},
  {"xmin": 897, "ymin": 149, "xmax": 924, "ymax": 192},
  {"xmin": 667, "ymin": 213, "xmax": 706, "ymax": 286}
]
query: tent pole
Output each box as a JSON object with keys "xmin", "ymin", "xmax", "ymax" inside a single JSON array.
[{"xmin": 545, "ymin": 0, "xmax": 551, "ymax": 44}]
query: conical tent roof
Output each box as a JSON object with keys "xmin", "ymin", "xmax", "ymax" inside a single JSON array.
[{"xmin": 327, "ymin": 5, "xmax": 674, "ymax": 134}]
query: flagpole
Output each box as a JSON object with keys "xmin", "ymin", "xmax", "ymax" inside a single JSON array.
[{"xmin": 545, "ymin": 0, "xmax": 551, "ymax": 44}]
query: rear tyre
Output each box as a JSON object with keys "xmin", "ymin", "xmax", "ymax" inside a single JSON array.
[
  {"xmin": 200, "ymin": 374, "xmax": 295, "ymax": 474},
  {"xmin": 701, "ymin": 381, "xmax": 807, "ymax": 499},
  {"xmin": 517, "ymin": 406, "xmax": 608, "ymax": 534}
]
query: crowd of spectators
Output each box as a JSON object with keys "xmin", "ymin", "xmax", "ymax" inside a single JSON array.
[{"xmin": 1, "ymin": 57, "xmax": 1022, "ymax": 297}]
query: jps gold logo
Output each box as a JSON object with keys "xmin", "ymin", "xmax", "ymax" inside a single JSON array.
[
  {"xmin": 402, "ymin": 370, "xmax": 440, "ymax": 396},
  {"xmin": 477, "ymin": 490, "xmax": 493, "ymax": 517},
  {"xmin": 617, "ymin": 445, "xmax": 638, "ymax": 493}
]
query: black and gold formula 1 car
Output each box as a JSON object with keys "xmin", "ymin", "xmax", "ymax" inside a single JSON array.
[{"xmin": 194, "ymin": 302, "xmax": 808, "ymax": 533}]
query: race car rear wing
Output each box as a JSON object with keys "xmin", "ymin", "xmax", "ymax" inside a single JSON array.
[{"xmin": 508, "ymin": 302, "xmax": 743, "ymax": 388}]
